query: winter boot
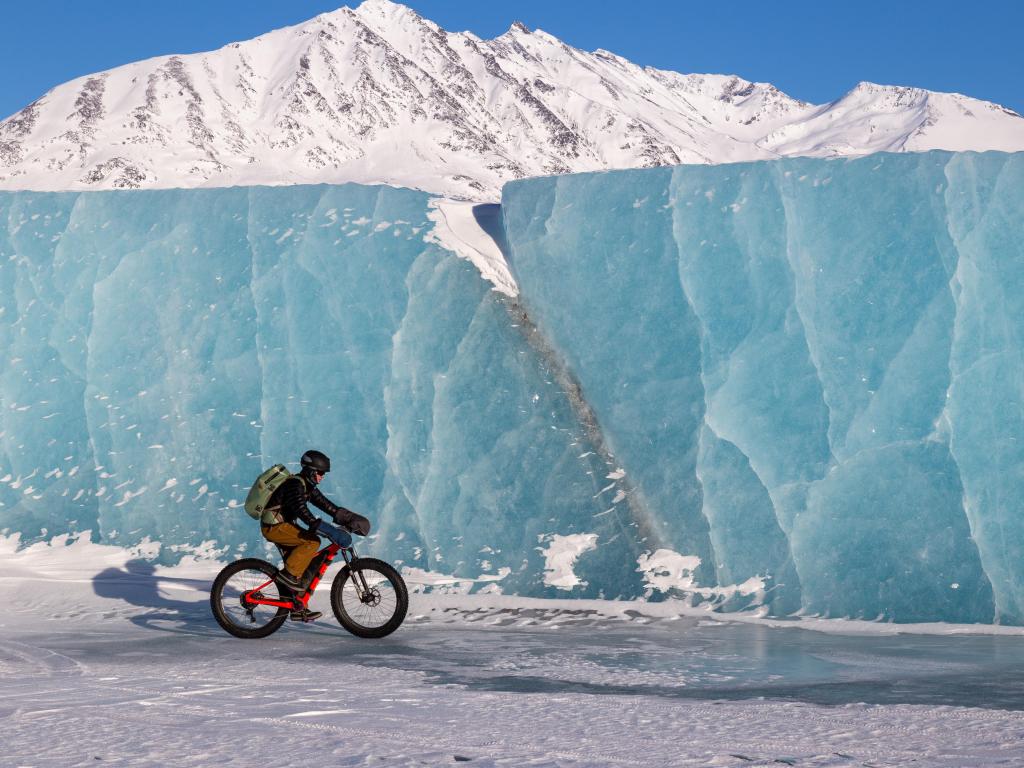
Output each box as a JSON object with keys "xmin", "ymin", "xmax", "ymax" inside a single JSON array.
[
  {"xmin": 276, "ymin": 569, "xmax": 302, "ymax": 592},
  {"xmin": 290, "ymin": 607, "xmax": 323, "ymax": 622}
]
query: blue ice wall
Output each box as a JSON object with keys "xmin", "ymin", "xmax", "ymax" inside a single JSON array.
[
  {"xmin": 0, "ymin": 184, "xmax": 644, "ymax": 598},
  {"xmin": 503, "ymin": 151, "xmax": 1024, "ymax": 623},
  {"xmin": 3, "ymin": 152, "xmax": 1023, "ymax": 623}
]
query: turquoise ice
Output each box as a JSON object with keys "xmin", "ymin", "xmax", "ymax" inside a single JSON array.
[
  {"xmin": 0, "ymin": 185, "xmax": 641, "ymax": 598},
  {"xmin": 1, "ymin": 151, "xmax": 1022, "ymax": 622},
  {"xmin": 503, "ymin": 151, "xmax": 1023, "ymax": 623}
]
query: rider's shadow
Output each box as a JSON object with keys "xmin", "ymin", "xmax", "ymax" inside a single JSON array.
[{"xmin": 92, "ymin": 559, "xmax": 220, "ymax": 636}]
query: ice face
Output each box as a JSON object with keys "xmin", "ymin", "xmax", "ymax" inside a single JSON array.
[
  {"xmin": 2, "ymin": 151, "xmax": 1022, "ymax": 622},
  {"xmin": 503, "ymin": 151, "xmax": 1022, "ymax": 623},
  {"xmin": 0, "ymin": 184, "xmax": 642, "ymax": 598}
]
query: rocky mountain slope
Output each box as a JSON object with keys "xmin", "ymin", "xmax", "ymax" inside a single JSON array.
[{"xmin": 1, "ymin": 0, "xmax": 1021, "ymax": 199}]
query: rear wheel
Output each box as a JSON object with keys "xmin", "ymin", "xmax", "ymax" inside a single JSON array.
[
  {"xmin": 330, "ymin": 558, "xmax": 408, "ymax": 638},
  {"xmin": 210, "ymin": 558, "xmax": 289, "ymax": 639}
]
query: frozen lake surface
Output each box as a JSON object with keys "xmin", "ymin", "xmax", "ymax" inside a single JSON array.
[{"xmin": 3, "ymin": 537, "xmax": 1024, "ymax": 766}]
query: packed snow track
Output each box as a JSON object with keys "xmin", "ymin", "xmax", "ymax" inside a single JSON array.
[{"xmin": 3, "ymin": 547, "xmax": 1024, "ymax": 767}]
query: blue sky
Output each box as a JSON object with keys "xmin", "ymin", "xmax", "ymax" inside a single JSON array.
[{"xmin": 1, "ymin": 0, "xmax": 1021, "ymax": 120}]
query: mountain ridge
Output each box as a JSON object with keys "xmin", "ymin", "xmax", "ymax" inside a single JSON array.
[{"xmin": 1, "ymin": 0, "xmax": 1021, "ymax": 200}]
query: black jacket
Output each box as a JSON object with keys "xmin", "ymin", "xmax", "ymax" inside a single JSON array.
[{"xmin": 266, "ymin": 475, "xmax": 369, "ymax": 535}]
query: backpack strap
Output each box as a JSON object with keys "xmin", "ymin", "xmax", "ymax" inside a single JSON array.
[
  {"xmin": 260, "ymin": 506, "xmax": 285, "ymax": 526},
  {"xmin": 259, "ymin": 474, "xmax": 308, "ymax": 526}
]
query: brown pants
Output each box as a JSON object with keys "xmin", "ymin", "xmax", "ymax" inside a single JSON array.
[{"xmin": 261, "ymin": 522, "xmax": 320, "ymax": 579}]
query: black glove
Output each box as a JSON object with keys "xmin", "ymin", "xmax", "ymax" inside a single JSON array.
[
  {"xmin": 334, "ymin": 509, "xmax": 371, "ymax": 536},
  {"xmin": 349, "ymin": 513, "xmax": 371, "ymax": 536},
  {"xmin": 305, "ymin": 518, "xmax": 321, "ymax": 536}
]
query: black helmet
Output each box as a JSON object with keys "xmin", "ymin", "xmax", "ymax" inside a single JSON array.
[{"xmin": 300, "ymin": 449, "xmax": 331, "ymax": 474}]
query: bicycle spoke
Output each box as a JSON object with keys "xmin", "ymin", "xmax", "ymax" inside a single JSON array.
[
  {"xmin": 220, "ymin": 567, "xmax": 286, "ymax": 630},
  {"xmin": 341, "ymin": 572, "xmax": 398, "ymax": 630},
  {"xmin": 329, "ymin": 557, "xmax": 407, "ymax": 638}
]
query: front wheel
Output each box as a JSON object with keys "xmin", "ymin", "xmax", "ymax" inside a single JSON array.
[
  {"xmin": 210, "ymin": 558, "xmax": 289, "ymax": 639},
  {"xmin": 330, "ymin": 557, "xmax": 408, "ymax": 638}
]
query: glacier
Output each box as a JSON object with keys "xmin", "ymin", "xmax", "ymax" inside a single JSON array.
[
  {"xmin": 1, "ymin": 150, "xmax": 1022, "ymax": 623},
  {"xmin": 503, "ymin": 150, "xmax": 1023, "ymax": 624},
  {"xmin": 0, "ymin": 184, "xmax": 642, "ymax": 599}
]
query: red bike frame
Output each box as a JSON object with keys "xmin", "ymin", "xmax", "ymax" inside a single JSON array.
[{"xmin": 244, "ymin": 542, "xmax": 352, "ymax": 610}]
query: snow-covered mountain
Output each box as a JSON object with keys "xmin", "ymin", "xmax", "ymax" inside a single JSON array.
[{"xmin": 1, "ymin": 0, "xmax": 1022, "ymax": 200}]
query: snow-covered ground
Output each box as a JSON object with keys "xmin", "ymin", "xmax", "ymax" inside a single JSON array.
[
  {"xmin": 4, "ymin": 534, "xmax": 1024, "ymax": 767},
  {"xmin": 2, "ymin": 536, "xmax": 1024, "ymax": 768}
]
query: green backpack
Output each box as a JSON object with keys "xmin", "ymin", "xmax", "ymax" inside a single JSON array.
[{"xmin": 244, "ymin": 464, "xmax": 297, "ymax": 525}]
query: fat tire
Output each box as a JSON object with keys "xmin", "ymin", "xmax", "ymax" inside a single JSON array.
[
  {"xmin": 330, "ymin": 557, "xmax": 408, "ymax": 638},
  {"xmin": 210, "ymin": 558, "xmax": 289, "ymax": 639}
]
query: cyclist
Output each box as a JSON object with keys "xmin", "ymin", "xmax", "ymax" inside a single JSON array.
[{"xmin": 260, "ymin": 449, "xmax": 370, "ymax": 621}]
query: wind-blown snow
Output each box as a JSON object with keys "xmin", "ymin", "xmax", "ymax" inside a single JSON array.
[
  {"xmin": 0, "ymin": 0, "xmax": 1021, "ymax": 199},
  {"xmin": 539, "ymin": 532, "xmax": 599, "ymax": 590},
  {"xmin": 426, "ymin": 199, "xmax": 517, "ymax": 295}
]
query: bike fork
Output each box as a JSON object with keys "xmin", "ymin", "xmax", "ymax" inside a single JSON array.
[{"xmin": 341, "ymin": 547, "xmax": 372, "ymax": 598}]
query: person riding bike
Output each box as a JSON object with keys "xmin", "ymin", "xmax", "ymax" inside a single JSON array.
[{"xmin": 260, "ymin": 449, "xmax": 370, "ymax": 622}]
